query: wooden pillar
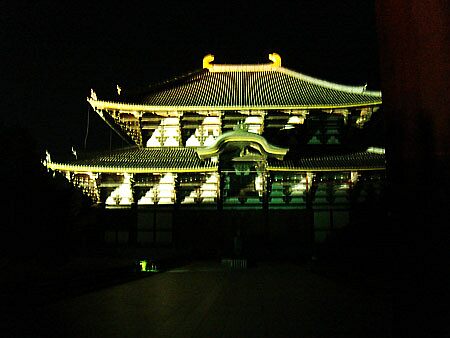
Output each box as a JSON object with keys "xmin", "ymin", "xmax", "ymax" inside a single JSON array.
[
  {"xmin": 306, "ymin": 173, "xmax": 316, "ymax": 258},
  {"xmin": 129, "ymin": 174, "xmax": 137, "ymax": 245}
]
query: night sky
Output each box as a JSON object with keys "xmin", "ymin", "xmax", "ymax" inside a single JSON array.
[{"xmin": 2, "ymin": 1, "xmax": 380, "ymax": 158}]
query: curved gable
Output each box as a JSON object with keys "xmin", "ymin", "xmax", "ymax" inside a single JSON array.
[{"xmin": 196, "ymin": 129, "xmax": 288, "ymax": 161}]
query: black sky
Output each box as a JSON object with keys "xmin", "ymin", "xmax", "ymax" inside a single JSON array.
[{"xmin": 2, "ymin": 1, "xmax": 380, "ymax": 157}]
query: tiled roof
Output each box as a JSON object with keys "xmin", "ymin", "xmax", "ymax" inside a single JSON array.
[
  {"xmin": 268, "ymin": 151, "xmax": 385, "ymax": 171},
  {"xmin": 48, "ymin": 147, "xmax": 385, "ymax": 173},
  {"xmin": 113, "ymin": 66, "xmax": 381, "ymax": 110},
  {"xmin": 48, "ymin": 147, "xmax": 217, "ymax": 173}
]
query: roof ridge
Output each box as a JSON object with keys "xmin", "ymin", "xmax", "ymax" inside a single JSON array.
[
  {"xmin": 122, "ymin": 69, "xmax": 207, "ymax": 99},
  {"xmin": 277, "ymin": 67, "xmax": 382, "ymax": 96},
  {"xmin": 206, "ymin": 64, "xmax": 380, "ymax": 96},
  {"xmin": 208, "ymin": 64, "xmax": 278, "ymax": 72}
]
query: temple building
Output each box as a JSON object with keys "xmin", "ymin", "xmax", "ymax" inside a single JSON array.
[{"xmin": 46, "ymin": 54, "xmax": 385, "ymax": 255}]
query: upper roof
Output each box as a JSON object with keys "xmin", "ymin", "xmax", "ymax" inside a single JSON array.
[{"xmin": 89, "ymin": 54, "xmax": 382, "ymax": 111}]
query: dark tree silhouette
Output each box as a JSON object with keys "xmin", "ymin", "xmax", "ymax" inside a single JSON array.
[{"xmin": 0, "ymin": 122, "xmax": 90, "ymax": 262}]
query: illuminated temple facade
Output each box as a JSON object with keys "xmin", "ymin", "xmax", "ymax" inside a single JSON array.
[{"xmin": 47, "ymin": 54, "xmax": 385, "ymax": 250}]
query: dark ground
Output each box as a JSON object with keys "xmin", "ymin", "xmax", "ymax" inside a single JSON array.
[{"xmin": 1, "ymin": 252, "xmax": 394, "ymax": 338}]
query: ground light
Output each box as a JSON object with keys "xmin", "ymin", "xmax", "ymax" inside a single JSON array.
[{"xmin": 138, "ymin": 259, "xmax": 159, "ymax": 272}]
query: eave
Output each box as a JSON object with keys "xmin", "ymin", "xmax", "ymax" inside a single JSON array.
[
  {"xmin": 88, "ymin": 98, "xmax": 383, "ymax": 113},
  {"xmin": 47, "ymin": 162, "xmax": 218, "ymax": 174},
  {"xmin": 266, "ymin": 166, "xmax": 386, "ymax": 172}
]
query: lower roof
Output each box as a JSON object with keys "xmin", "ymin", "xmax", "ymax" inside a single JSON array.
[
  {"xmin": 48, "ymin": 147, "xmax": 217, "ymax": 173},
  {"xmin": 47, "ymin": 147, "xmax": 385, "ymax": 174},
  {"xmin": 268, "ymin": 152, "xmax": 385, "ymax": 171}
]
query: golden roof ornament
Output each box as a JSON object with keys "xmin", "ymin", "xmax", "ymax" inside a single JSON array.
[
  {"xmin": 269, "ymin": 53, "xmax": 281, "ymax": 67},
  {"xmin": 203, "ymin": 54, "xmax": 214, "ymax": 69}
]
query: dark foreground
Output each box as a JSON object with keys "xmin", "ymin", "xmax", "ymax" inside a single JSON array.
[{"xmin": 2, "ymin": 259, "xmax": 392, "ymax": 337}]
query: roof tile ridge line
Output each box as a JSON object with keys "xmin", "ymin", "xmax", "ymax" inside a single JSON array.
[
  {"xmin": 276, "ymin": 67, "xmax": 382, "ymax": 97},
  {"xmin": 126, "ymin": 69, "xmax": 207, "ymax": 95},
  {"xmin": 209, "ymin": 64, "xmax": 277, "ymax": 72}
]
